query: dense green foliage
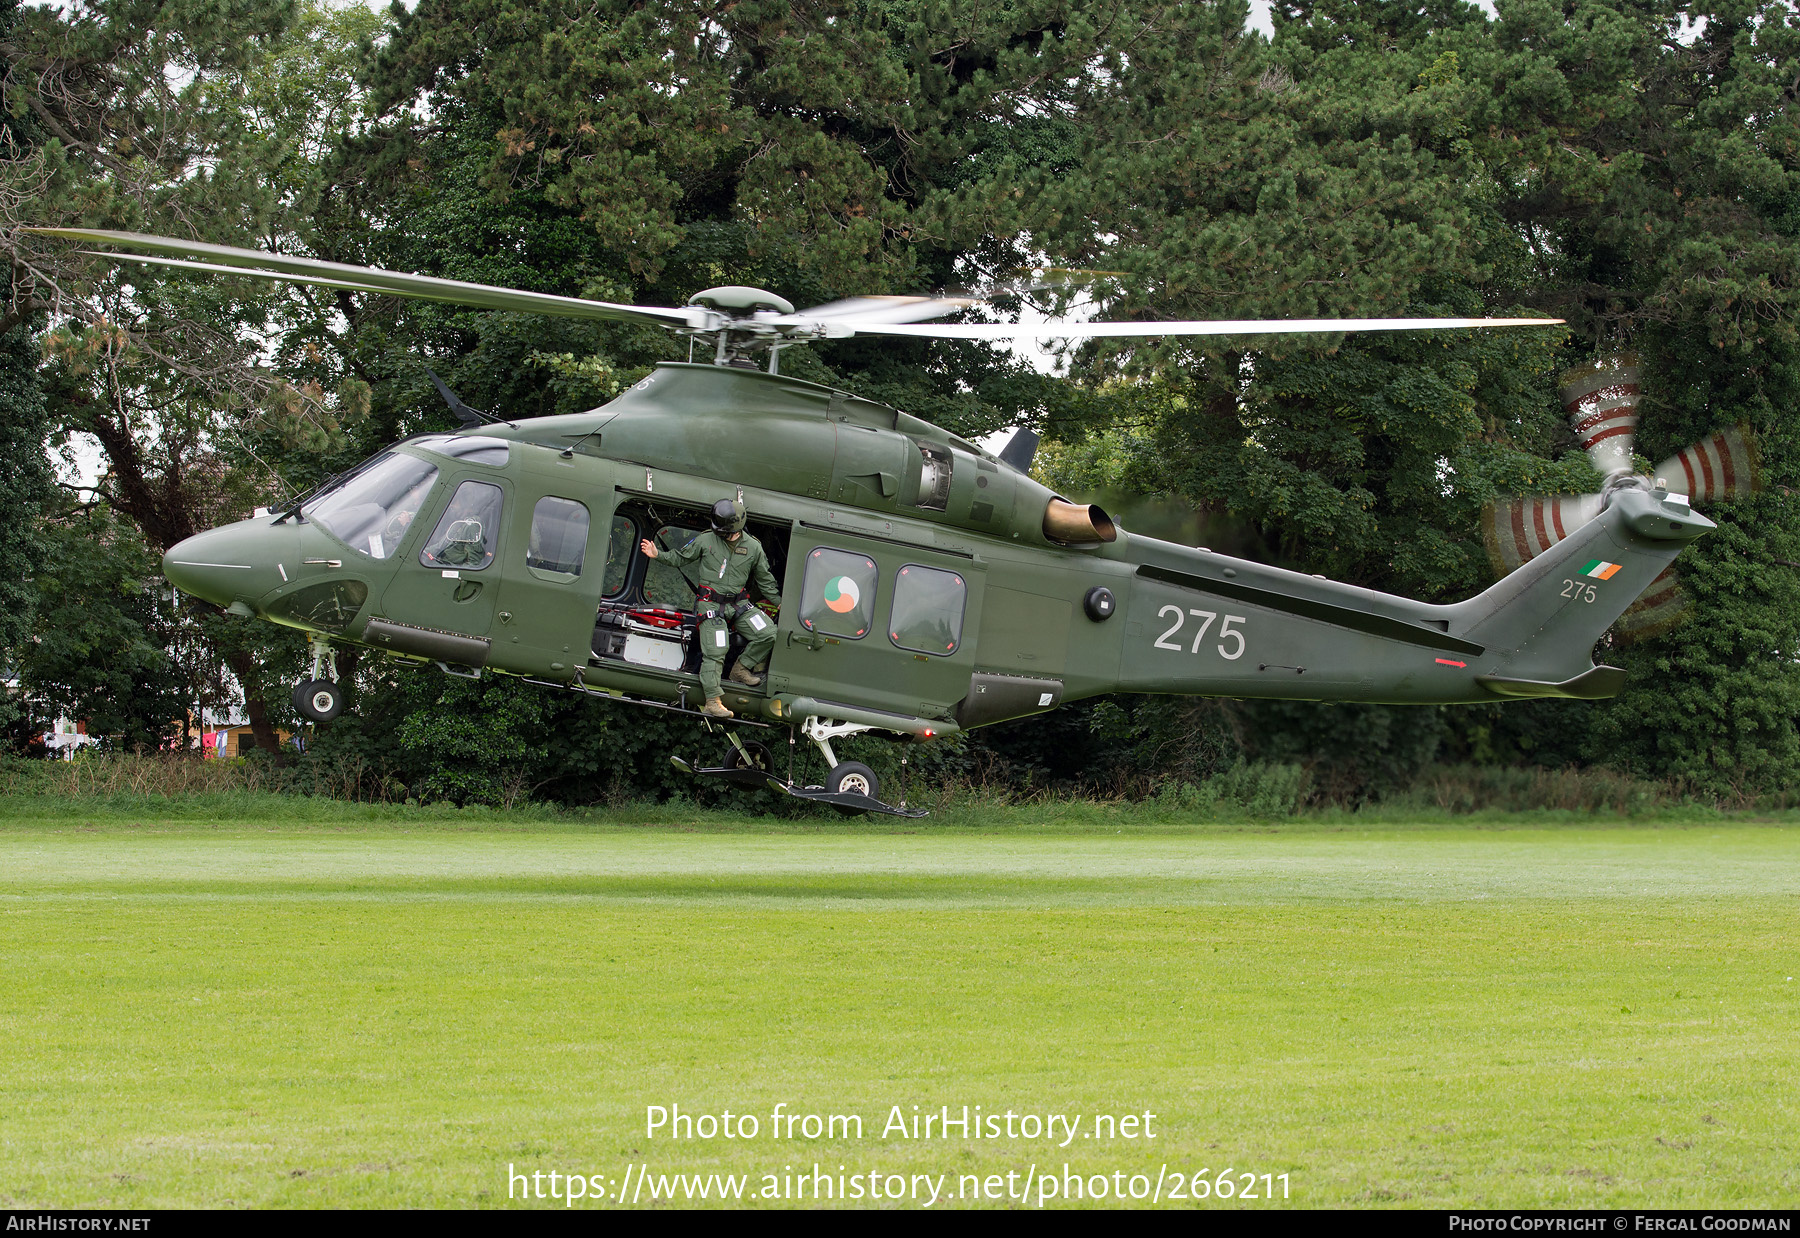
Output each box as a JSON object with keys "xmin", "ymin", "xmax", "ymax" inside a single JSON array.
[
  {"xmin": 14, "ymin": 512, "xmax": 188, "ymax": 749},
  {"xmin": 0, "ymin": 0, "xmax": 57, "ymax": 735},
  {"xmin": 7, "ymin": 0, "xmax": 1800, "ymax": 801},
  {"xmin": 1030, "ymin": 0, "xmax": 1800, "ymax": 798},
  {"xmin": 0, "ymin": 326, "xmax": 53, "ymax": 733}
]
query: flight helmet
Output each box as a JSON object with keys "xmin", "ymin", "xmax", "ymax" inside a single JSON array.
[{"xmin": 710, "ymin": 498, "xmax": 746, "ymax": 535}]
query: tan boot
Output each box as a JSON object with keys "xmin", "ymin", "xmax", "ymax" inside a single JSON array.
[
  {"xmin": 700, "ymin": 698, "xmax": 734, "ymax": 718},
  {"xmin": 727, "ymin": 662, "xmax": 763, "ymax": 687}
]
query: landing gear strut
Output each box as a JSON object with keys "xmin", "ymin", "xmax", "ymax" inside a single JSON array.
[
  {"xmin": 293, "ymin": 635, "xmax": 344, "ymax": 724},
  {"xmin": 799, "ymin": 714, "xmax": 874, "ymax": 772},
  {"xmin": 800, "ymin": 716, "xmax": 881, "ymax": 815}
]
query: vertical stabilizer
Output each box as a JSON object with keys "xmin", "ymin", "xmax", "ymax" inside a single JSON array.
[{"xmin": 1450, "ymin": 487, "xmax": 1711, "ymax": 696}]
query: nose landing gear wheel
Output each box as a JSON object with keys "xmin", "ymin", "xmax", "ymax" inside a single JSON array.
[
  {"xmin": 826, "ymin": 760, "xmax": 879, "ymax": 816},
  {"xmin": 293, "ymin": 678, "xmax": 344, "ymax": 723}
]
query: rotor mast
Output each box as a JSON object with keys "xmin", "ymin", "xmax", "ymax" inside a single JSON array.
[{"xmin": 684, "ymin": 286, "xmax": 812, "ymax": 372}]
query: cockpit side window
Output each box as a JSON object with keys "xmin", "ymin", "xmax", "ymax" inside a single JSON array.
[
  {"xmin": 307, "ymin": 452, "xmax": 439, "ymax": 560},
  {"xmin": 420, "ymin": 480, "xmax": 504, "ymax": 571}
]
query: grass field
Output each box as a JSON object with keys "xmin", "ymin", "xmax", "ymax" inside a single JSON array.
[{"xmin": 1, "ymin": 801, "xmax": 1796, "ymax": 1208}]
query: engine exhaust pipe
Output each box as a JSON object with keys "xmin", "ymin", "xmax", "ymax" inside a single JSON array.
[{"xmin": 1043, "ymin": 499, "xmax": 1117, "ymax": 544}]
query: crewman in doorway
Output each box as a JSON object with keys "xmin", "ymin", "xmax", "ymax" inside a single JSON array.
[{"xmin": 640, "ymin": 499, "xmax": 782, "ymax": 718}]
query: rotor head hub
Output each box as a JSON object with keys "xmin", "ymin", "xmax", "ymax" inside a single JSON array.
[{"xmin": 687, "ymin": 286, "xmax": 796, "ymax": 316}]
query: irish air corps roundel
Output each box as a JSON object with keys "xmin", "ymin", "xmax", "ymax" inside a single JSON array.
[
  {"xmin": 823, "ymin": 576, "xmax": 861, "ymax": 613},
  {"xmin": 1581, "ymin": 560, "xmax": 1623, "ymax": 580}
]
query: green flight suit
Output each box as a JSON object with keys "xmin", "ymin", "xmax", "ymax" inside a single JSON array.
[{"xmin": 661, "ymin": 529, "xmax": 782, "ymax": 699}]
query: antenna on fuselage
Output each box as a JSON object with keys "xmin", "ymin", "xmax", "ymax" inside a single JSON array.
[
  {"xmin": 998, "ymin": 428, "xmax": 1040, "ymax": 473},
  {"xmin": 424, "ymin": 366, "xmax": 514, "ymax": 429}
]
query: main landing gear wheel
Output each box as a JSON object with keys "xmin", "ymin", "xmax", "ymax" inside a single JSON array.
[
  {"xmin": 827, "ymin": 761, "xmax": 879, "ymax": 816},
  {"xmin": 293, "ymin": 678, "xmax": 344, "ymax": 723},
  {"xmin": 727, "ymin": 740, "xmax": 775, "ymax": 773}
]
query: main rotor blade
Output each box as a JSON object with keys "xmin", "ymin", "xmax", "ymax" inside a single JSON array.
[
  {"xmin": 31, "ymin": 227, "xmax": 708, "ymax": 329},
  {"xmin": 87, "ymin": 252, "xmax": 422, "ymax": 299},
  {"xmin": 849, "ymin": 316, "xmax": 1564, "ymax": 340},
  {"xmin": 794, "ymin": 294, "xmax": 979, "ymax": 325}
]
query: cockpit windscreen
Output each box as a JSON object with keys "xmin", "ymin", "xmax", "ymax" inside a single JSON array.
[{"xmin": 307, "ymin": 452, "xmax": 439, "ymax": 559}]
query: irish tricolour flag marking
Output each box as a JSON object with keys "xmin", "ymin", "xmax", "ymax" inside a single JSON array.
[{"xmin": 1581, "ymin": 560, "xmax": 1623, "ymax": 580}]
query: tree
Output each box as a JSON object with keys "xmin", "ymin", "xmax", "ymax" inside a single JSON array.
[
  {"xmin": 1018, "ymin": 0, "xmax": 1800, "ymax": 797},
  {"xmin": 12, "ymin": 0, "xmax": 1800, "ymax": 799},
  {"xmin": 262, "ymin": 0, "xmax": 1166, "ymax": 800},
  {"xmin": 17, "ymin": 506, "xmax": 188, "ymax": 749},
  {"xmin": 4, "ymin": 0, "xmax": 380, "ymax": 751},
  {"xmin": 1451, "ymin": 0, "xmax": 1800, "ymax": 794},
  {"xmin": 0, "ymin": 323, "xmax": 52, "ymax": 734},
  {"xmin": 316, "ymin": 0, "xmax": 1156, "ymax": 444}
]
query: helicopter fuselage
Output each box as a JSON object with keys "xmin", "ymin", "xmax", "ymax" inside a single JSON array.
[{"xmin": 162, "ymin": 362, "xmax": 1713, "ymax": 742}]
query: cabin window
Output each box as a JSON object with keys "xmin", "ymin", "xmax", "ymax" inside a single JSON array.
[
  {"xmin": 799, "ymin": 547, "xmax": 878, "ymax": 640},
  {"xmin": 888, "ymin": 564, "xmax": 966, "ymax": 656},
  {"xmin": 601, "ymin": 514, "xmax": 636, "ymax": 598},
  {"xmin": 420, "ymin": 480, "xmax": 503, "ymax": 571},
  {"xmin": 913, "ymin": 441, "xmax": 952, "ymax": 511},
  {"xmin": 526, "ymin": 497, "xmax": 590, "ymax": 578},
  {"xmin": 642, "ymin": 523, "xmax": 707, "ymax": 606},
  {"xmin": 307, "ymin": 452, "xmax": 438, "ymax": 559}
]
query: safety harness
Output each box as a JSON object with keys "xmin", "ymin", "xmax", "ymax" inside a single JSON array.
[{"xmin": 694, "ymin": 584, "xmax": 750, "ymax": 620}]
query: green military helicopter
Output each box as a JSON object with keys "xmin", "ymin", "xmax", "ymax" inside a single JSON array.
[{"xmin": 33, "ymin": 228, "xmax": 1714, "ymax": 816}]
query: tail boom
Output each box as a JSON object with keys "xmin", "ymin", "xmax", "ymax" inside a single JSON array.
[{"xmin": 1109, "ymin": 487, "xmax": 1709, "ymax": 705}]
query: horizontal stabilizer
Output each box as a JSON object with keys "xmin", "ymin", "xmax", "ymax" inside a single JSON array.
[{"xmin": 1476, "ymin": 666, "xmax": 1628, "ymax": 700}]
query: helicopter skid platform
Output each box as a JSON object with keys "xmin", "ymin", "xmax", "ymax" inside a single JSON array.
[{"xmin": 669, "ymin": 755, "xmax": 928, "ymax": 818}]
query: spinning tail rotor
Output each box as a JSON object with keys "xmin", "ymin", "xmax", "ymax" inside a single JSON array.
[
  {"xmin": 1561, "ymin": 351, "xmax": 1643, "ymax": 478},
  {"xmin": 1482, "ymin": 353, "xmax": 1761, "ymax": 640}
]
